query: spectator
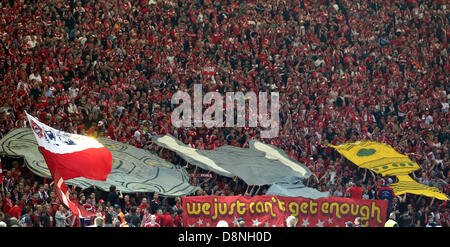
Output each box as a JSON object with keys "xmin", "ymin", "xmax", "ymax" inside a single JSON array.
[
  {"xmin": 55, "ymin": 204, "xmax": 68, "ymax": 227},
  {"xmin": 144, "ymin": 214, "xmax": 160, "ymax": 227},
  {"xmin": 107, "ymin": 186, "xmax": 119, "ymax": 207},
  {"xmin": 378, "ymin": 181, "xmax": 395, "ymax": 212},
  {"xmin": 104, "ymin": 206, "xmax": 115, "ymax": 227},
  {"xmin": 216, "ymin": 220, "xmax": 229, "ymax": 227},
  {"xmin": 112, "ymin": 218, "xmax": 121, "ymax": 228},
  {"xmin": 398, "ymin": 203, "xmax": 416, "ymax": 227},
  {"xmin": 128, "ymin": 206, "xmax": 141, "ymax": 227},
  {"xmin": 155, "ymin": 208, "xmax": 163, "ymax": 226},
  {"xmin": 122, "ymin": 195, "xmax": 133, "ymax": 213},
  {"xmin": 139, "ymin": 198, "xmax": 150, "ymax": 213},
  {"xmin": 115, "ymin": 204, "xmax": 125, "ymax": 224},
  {"xmin": 31, "ymin": 205, "xmax": 43, "ymax": 227},
  {"xmin": 1, "ymin": 191, "xmax": 13, "ymax": 214},
  {"xmin": 347, "ymin": 181, "xmax": 363, "ymax": 199},
  {"xmin": 160, "ymin": 208, "xmax": 175, "ymax": 227},
  {"xmin": 120, "ymin": 215, "xmax": 133, "ymax": 227},
  {"xmin": 426, "ymin": 214, "xmax": 440, "ymax": 227},
  {"xmin": 18, "ymin": 208, "xmax": 33, "ymax": 227},
  {"xmin": 40, "ymin": 204, "xmax": 54, "ymax": 227},
  {"xmin": 353, "ymin": 217, "xmax": 363, "ymax": 227},
  {"xmin": 174, "ymin": 209, "xmax": 183, "ymax": 227},
  {"xmin": 140, "ymin": 207, "xmax": 152, "ymax": 227},
  {"xmin": 286, "ymin": 216, "xmax": 296, "ymax": 227},
  {"xmin": 150, "ymin": 192, "xmax": 160, "ymax": 214},
  {"xmin": 385, "ymin": 213, "xmax": 399, "ymax": 227},
  {"xmin": 88, "ymin": 217, "xmax": 105, "ymax": 227},
  {"xmin": 8, "ymin": 199, "xmax": 22, "ymax": 219}
]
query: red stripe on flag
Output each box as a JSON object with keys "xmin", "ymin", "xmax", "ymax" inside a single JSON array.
[
  {"xmin": 52, "ymin": 168, "xmax": 93, "ymax": 218},
  {"xmin": 40, "ymin": 147, "xmax": 112, "ymax": 181}
]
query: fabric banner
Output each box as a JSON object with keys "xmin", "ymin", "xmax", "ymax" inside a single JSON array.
[
  {"xmin": 329, "ymin": 141, "xmax": 448, "ymax": 201},
  {"xmin": 26, "ymin": 113, "xmax": 112, "ymax": 181},
  {"xmin": 0, "ymin": 128, "xmax": 197, "ymax": 197},
  {"xmin": 26, "ymin": 113, "xmax": 112, "ymax": 217},
  {"xmin": 182, "ymin": 195, "xmax": 388, "ymax": 227},
  {"xmin": 265, "ymin": 176, "xmax": 330, "ymax": 199},
  {"xmin": 153, "ymin": 135, "xmax": 311, "ymax": 185}
]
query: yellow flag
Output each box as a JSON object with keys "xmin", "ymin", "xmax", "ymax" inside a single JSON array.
[
  {"xmin": 390, "ymin": 175, "xmax": 448, "ymax": 201},
  {"xmin": 328, "ymin": 141, "xmax": 419, "ymax": 175},
  {"xmin": 328, "ymin": 141, "xmax": 448, "ymax": 201}
]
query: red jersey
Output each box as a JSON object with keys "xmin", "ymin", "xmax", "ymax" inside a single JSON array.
[
  {"xmin": 2, "ymin": 198, "xmax": 13, "ymax": 213},
  {"xmin": 348, "ymin": 187, "xmax": 363, "ymax": 199},
  {"xmin": 155, "ymin": 214, "xmax": 162, "ymax": 225},
  {"xmin": 144, "ymin": 222, "xmax": 160, "ymax": 227},
  {"xmin": 139, "ymin": 203, "xmax": 150, "ymax": 212},
  {"xmin": 174, "ymin": 215, "xmax": 182, "ymax": 227},
  {"xmin": 160, "ymin": 213, "xmax": 174, "ymax": 227},
  {"xmin": 8, "ymin": 205, "xmax": 22, "ymax": 219}
]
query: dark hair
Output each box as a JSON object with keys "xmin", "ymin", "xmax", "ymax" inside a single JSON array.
[
  {"xmin": 105, "ymin": 212, "xmax": 113, "ymax": 224},
  {"xmin": 130, "ymin": 206, "xmax": 137, "ymax": 214},
  {"xmin": 109, "ymin": 185, "xmax": 116, "ymax": 193},
  {"xmin": 124, "ymin": 214, "xmax": 131, "ymax": 222}
]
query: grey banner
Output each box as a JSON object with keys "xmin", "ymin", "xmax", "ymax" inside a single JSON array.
[
  {"xmin": 152, "ymin": 135, "xmax": 312, "ymax": 185},
  {"xmin": 265, "ymin": 176, "xmax": 330, "ymax": 199}
]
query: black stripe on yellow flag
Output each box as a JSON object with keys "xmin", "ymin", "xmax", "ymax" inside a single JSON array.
[{"xmin": 328, "ymin": 141, "xmax": 448, "ymax": 201}]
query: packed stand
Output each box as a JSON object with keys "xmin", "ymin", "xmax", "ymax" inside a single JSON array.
[{"xmin": 0, "ymin": 0, "xmax": 449, "ymax": 227}]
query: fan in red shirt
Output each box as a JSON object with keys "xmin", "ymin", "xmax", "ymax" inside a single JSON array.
[
  {"xmin": 160, "ymin": 210, "xmax": 175, "ymax": 227},
  {"xmin": 8, "ymin": 200, "xmax": 22, "ymax": 219},
  {"xmin": 122, "ymin": 195, "xmax": 133, "ymax": 212},
  {"xmin": 347, "ymin": 182, "xmax": 364, "ymax": 199},
  {"xmin": 138, "ymin": 198, "xmax": 150, "ymax": 212},
  {"xmin": 154, "ymin": 208, "xmax": 163, "ymax": 226},
  {"xmin": 1, "ymin": 191, "xmax": 13, "ymax": 214},
  {"xmin": 174, "ymin": 209, "xmax": 183, "ymax": 227},
  {"xmin": 144, "ymin": 214, "xmax": 160, "ymax": 227}
]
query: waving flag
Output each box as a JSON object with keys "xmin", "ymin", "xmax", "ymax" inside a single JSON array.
[
  {"xmin": 25, "ymin": 113, "xmax": 113, "ymax": 216},
  {"xmin": 329, "ymin": 141, "xmax": 448, "ymax": 201},
  {"xmin": 0, "ymin": 128, "xmax": 197, "ymax": 197}
]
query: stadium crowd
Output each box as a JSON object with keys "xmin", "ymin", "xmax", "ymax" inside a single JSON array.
[{"xmin": 0, "ymin": 0, "xmax": 449, "ymax": 227}]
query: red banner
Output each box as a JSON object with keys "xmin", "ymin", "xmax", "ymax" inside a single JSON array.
[{"xmin": 182, "ymin": 195, "xmax": 388, "ymax": 227}]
